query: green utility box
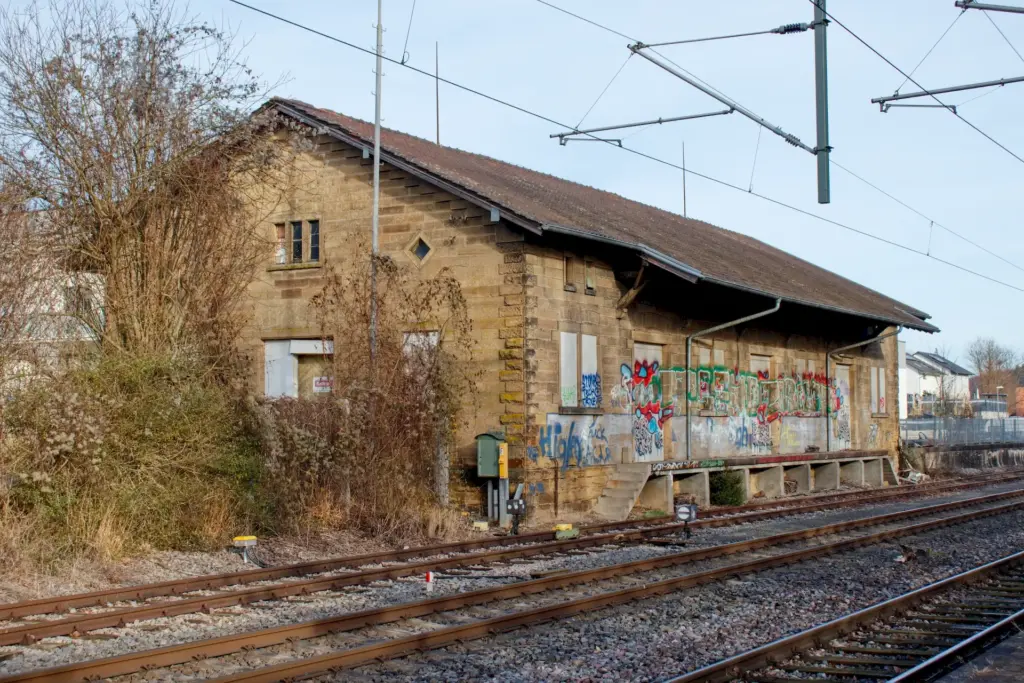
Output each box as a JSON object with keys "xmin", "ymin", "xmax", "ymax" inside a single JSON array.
[{"xmin": 476, "ymin": 431, "xmax": 506, "ymax": 478}]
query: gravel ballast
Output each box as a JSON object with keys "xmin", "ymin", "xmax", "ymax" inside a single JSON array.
[
  {"xmin": 347, "ymin": 509, "xmax": 1024, "ymax": 683},
  {"xmin": 0, "ymin": 480, "xmax": 1022, "ymax": 678}
]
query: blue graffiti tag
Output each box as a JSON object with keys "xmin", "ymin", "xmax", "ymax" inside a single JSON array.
[
  {"xmin": 580, "ymin": 373, "xmax": 602, "ymax": 408},
  {"xmin": 538, "ymin": 417, "xmax": 614, "ymax": 471}
]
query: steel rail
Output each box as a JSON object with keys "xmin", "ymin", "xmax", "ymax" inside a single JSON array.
[
  {"xmin": 6, "ymin": 489, "xmax": 1024, "ymax": 683},
  {"xmin": 3, "ymin": 483, "xmax": 1023, "ymax": 646},
  {"xmin": 666, "ymin": 554, "xmax": 1024, "ymax": 683},
  {"xmin": 203, "ymin": 496, "xmax": 1024, "ymax": 682},
  {"xmin": 1, "ymin": 470, "xmax": 1014, "ymax": 623},
  {"xmin": 888, "ymin": 605, "xmax": 1024, "ymax": 681}
]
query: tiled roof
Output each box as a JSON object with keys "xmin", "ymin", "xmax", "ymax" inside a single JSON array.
[
  {"xmin": 915, "ymin": 351, "xmax": 973, "ymax": 376},
  {"xmin": 906, "ymin": 355, "xmax": 941, "ymax": 376},
  {"xmin": 270, "ymin": 98, "xmax": 937, "ymax": 332}
]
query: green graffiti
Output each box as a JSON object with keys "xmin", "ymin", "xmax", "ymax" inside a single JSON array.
[{"xmin": 659, "ymin": 364, "xmax": 831, "ymax": 422}]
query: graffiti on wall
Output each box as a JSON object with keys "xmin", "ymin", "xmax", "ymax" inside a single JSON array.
[
  {"xmin": 533, "ymin": 413, "xmax": 630, "ymax": 471},
  {"xmin": 581, "ymin": 373, "xmax": 602, "ymax": 409},
  {"xmin": 833, "ymin": 365, "xmax": 851, "ymax": 449},
  {"xmin": 628, "ymin": 347, "xmax": 666, "ymax": 461},
  {"xmin": 658, "ymin": 365, "xmax": 831, "ymax": 420}
]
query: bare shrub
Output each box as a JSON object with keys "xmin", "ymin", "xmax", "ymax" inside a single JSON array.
[
  {"xmin": 0, "ymin": 0, "xmax": 308, "ymax": 571},
  {"xmin": 258, "ymin": 252, "xmax": 476, "ymax": 541},
  {"xmin": 0, "ymin": 355, "xmax": 266, "ymax": 569},
  {"xmin": 0, "ymin": 0, "xmax": 298, "ymax": 369}
]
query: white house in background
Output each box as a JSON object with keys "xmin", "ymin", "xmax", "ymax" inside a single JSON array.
[
  {"xmin": 899, "ymin": 349, "xmax": 972, "ymax": 417},
  {"xmin": 2, "ymin": 268, "xmax": 104, "ymax": 391}
]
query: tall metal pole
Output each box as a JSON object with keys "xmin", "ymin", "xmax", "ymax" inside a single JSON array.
[
  {"xmin": 370, "ymin": 0, "xmax": 383, "ymax": 357},
  {"xmin": 681, "ymin": 141, "xmax": 688, "ymax": 218},
  {"xmin": 813, "ymin": 0, "xmax": 831, "ymax": 204},
  {"xmin": 435, "ymin": 41, "xmax": 440, "ymax": 145}
]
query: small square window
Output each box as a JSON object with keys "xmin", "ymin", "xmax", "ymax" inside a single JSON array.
[{"xmin": 412, "ymin": 237, "xmax": 431, "ymax": 261}]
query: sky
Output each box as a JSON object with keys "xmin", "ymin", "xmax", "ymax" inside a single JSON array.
[{"xmin": 202, "ymin": 0, "xmax": 1024, "ymax": 368}]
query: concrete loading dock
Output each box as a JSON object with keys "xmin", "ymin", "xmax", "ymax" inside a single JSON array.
[{"xmin": 638, "ymin": 451, "xmax": 896, "ymax": 514}]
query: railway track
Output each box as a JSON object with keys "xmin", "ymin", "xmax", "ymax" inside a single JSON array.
[
  {"xmin": 669, "ymin": 550, "xmax": 1024, "ymax": 683},
  {"xmin": 1, "ymin": 469, "xmax": 1018, "ymax": 626},
  {"xmin": 3, "ymin": 484, "xmax": 1024, "ymax": 682},
  {"xmin": 0, "ymin": 472, "xmax": 1019, "ymax": 647}
]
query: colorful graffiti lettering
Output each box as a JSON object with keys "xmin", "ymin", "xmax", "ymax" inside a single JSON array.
[
  {"xmin": 833, "ymin": 368, "xmax": 851, "ymax": 449},
  {"xmin": 580, "ymin": 373, "xmax": 602, "ymax": 409},
  {"xmin": 659, "ymin": 365, "xmax": 832, "ymax": 420},
  {"xmin": 629, "ymin": 359, "xmax": 666, "ymax": 460},
  {"xmin": 537, "ymin": 414, "xmax": 629, "ymax": 471},
  {"xmin": 659, "ymin": 364, "xmax": 840, "ymax": 457}
]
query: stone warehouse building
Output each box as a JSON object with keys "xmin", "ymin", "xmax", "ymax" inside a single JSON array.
[{"xmin": 248, "ymin": 98, "xmax": 937, "ymax": 521}]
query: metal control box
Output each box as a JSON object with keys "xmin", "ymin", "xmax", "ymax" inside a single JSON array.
[{"xmin": 475, "ymin": 431, "xmax": 506, "ymax": 478}]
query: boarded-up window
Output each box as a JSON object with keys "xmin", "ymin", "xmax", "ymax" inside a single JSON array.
[
  {"xmin": 560, "ymin": 331, "xmax": 578, "ymax": 406},
  {"xmin": 698, "ymin": 345, "xmax": 710, "ymax": 367},
  {"xmin": 871, "ymin": 366, "xmax": 886, "ymax": 413},
  {"xmin": 713, "ymin": 348, "xmax": 725, "ymax": 367},
  {"xmin": 564, "ymin": 254, "xmax": 585, "ymax": 291},
  {"xmin": 560, "ymin": 332, "xmax": 599, "ymax": 408},
  {"xmin": 584, "ymin": 260, "xmax": 596, "ymax": 294},
  {"xmin": 580, "ymin": 333, "xmax": 599, "ymax": 407},
  {"xmin": 750, "ymin": 354, "xmax": 771, "ymax": 377}
]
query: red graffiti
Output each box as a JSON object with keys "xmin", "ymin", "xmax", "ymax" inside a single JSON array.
[{"xmin": 632, "ymin": 359, "xmax": 659, "ymax": 386}]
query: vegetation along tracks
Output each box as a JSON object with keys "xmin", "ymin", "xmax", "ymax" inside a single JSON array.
[
  {"xmin": 0, "ymin": 469, "xmax": 1018, "ymax": 628},
  {"xmin": 0, "ymin": 473, "xmax": 1019, "ymax": 648},
  {"xmin": 3, "ymin": 485, "xmax": 1024, "ymax": 681}
]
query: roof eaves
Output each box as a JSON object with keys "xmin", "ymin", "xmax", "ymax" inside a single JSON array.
[
  {"xmin": 699, "ymin": 274, "xmax": 939, "ymax": 333},
  {"xmin": 270, "ymin": 100, "xmax": 544, "ymax": 236}
]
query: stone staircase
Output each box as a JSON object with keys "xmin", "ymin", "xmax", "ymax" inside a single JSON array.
[{"xmin": 593, "ymin": 462, "xmax": 653, "ymax": 520}]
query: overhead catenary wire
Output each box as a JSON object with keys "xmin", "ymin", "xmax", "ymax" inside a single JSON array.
[
  {"xmin": 810, "ymin": 0, "xmax": 1024, "ymax": 167},
  {"xmin": 747, "ymin": 125, "xmax": 762, "ymax": 192},
  {"xmin": 984, "ymin": 10, "xmax": 1024, "ymax": 64},
  {"xmin": 531, "ymin": 0, "xmax": 1024, "ymax": 277},
  {"xmin": 957, "ymin": 84, "xmax": 1005, "ymax": 106},
  {"xmin": 226, "ymin": 0, "xmax": 1024, "ymax": 295},
  {"xmin": 400, "ymin": 0, "xmax": 417, "ymax": 64},
  {"xmin": 894, "ymin": 10, "xmax": 965, "ymax": 94},
  {"xmin": 828, "ymin": 159, "xmax": 1024, "ymax": 275},
  {"xmin": 574, "ymin": 53, "xmax": 632, "ymax": 129}
]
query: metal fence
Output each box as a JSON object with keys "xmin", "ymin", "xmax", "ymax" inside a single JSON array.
[{"xmin": 901, "ymin": 417, "xmax": 1024, "ymax": 446}]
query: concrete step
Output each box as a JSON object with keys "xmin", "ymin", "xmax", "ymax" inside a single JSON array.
[
  {"xmin": 591, "ymin": 462, "xmax": 651, "ymax": 521},
  {"xmin": 606, "ymin": 477, "xmax": 646, "ymax": 488},
  {"xmin": 609, "ymin": 470, "xmax": 650, "ymax": 482}
]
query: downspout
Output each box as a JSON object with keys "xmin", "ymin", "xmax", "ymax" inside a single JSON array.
[
  {"xmin": 825, "ymin": 326, "xmax": 903, "ymax": 452},
  {"xmin": 685, "ymin": 298, "xmax": 781, "ymax": 461}
]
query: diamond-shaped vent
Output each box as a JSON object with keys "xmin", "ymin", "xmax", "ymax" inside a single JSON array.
[{"xmin": 412, "ymin": 237, "xmax": 431, "ymax": 261}]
